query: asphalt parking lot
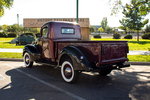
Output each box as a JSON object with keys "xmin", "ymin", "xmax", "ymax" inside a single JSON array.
[{"xmin": 0, "ymin": 61, "xmax": 150, "ymax": 100}]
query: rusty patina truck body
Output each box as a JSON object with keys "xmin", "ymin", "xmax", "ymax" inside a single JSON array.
[{"xmin": 23, "ymin": 21, "xmax": 130, "ymax": 83}]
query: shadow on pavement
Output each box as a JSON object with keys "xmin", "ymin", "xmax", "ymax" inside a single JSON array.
[{"xmin": 0, "ymin": 64, "xmax": 150, "ymax": 100}]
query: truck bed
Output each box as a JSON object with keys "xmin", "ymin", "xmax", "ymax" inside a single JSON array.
[{"xmin": 54, "ymin": 40, "xmax": 128, "ymax": 66}]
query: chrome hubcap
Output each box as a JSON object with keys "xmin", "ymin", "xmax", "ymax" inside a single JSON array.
[
  {"xmin": 65, "ymin": 67, "xmax": 71, "ymax": 76},
  {"xmin": 25, "ymin": 56, "xmax": 29, "ymax": 64}
]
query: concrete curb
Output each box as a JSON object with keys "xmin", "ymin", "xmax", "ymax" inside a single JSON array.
[
  {"xmin": 0, "ymin": 58, "xmax": 150, "ymax": 65},
  {"xmin": 0, "ymin": 58, "xmax": 23, "ymax": 62},
  {"xmin": 130, "ymin": 62, "xmax": 150, "ymax": 65}
]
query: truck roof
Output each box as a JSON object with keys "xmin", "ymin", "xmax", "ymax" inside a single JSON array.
[
  {"xmin": 41, "ymin": 21, "xmax": 81, "ymax": 40},
  {"xmin": 41, "ymin": 21, "xmax": 79, "ymax": 28}
]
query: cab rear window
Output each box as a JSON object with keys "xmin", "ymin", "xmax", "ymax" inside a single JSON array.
[{"xmin": 61, "ymin": 28, "xmax": 74, "ymax": 34}]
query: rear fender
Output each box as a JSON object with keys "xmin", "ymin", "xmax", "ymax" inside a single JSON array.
[
  {"xmin": 23, "ymin": 44, "xmax": 41, "ymax": 61},
  {"xmin": 58, "ymin": 46, "xmax": 92, "ymax": 71}
]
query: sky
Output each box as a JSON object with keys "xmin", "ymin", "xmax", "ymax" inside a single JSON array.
[{"xmin": 0, "ymin": 0, "xmax": 150, "ymax": 27}]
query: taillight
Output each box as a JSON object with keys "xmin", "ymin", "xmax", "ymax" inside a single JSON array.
[{"xmin": 96, "ymin": 62, "xmax": 99, "ymax": 67}]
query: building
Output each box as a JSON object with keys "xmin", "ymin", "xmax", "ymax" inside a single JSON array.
[{"xmin": 23, "ymin": 18, "xmax": 90, "ymax": 40}]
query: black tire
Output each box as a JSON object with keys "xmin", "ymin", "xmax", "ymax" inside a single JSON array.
[
  {"xmin": 99, "ymin": 69, "xmax": 112, "ymax": 76},
  {"xmin": 61, "ymin": 60, "xmax": 79, "ymax": 83},
  {"xmin": 24, "ymin": 52, "xmax": 33, "ymax": 68}
]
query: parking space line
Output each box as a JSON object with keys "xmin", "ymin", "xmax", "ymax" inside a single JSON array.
[
  {"xmin": 5, "ymin": 63, "xmax": 85, "ymax": 100},
  {"xmin": 0, "ymin": 74, "xmax": 5, "ymax": 80}
]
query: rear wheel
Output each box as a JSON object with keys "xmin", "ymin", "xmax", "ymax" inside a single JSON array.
[
  {"xmin": 98, "ymin": 69, "xmax": 112, "ymax": 76},
  {"xmin": 61, "ymin": 60, "xmax": 79, "ymax": 83},
  {"xmin": 24, "ymin": 52, "xmax": 33, "ymax": 68}
]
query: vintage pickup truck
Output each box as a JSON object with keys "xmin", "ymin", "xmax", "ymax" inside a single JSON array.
[{"xmin": 23, "ymin": 21, "xmax": 130, "ymax": 83}]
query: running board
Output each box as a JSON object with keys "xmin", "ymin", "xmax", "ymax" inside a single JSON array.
[{"xmin": 35, "ymin": 60, "xmax": 57, "ymax": 67}]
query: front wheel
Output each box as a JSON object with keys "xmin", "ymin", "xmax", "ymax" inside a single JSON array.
[
  {"xmin": 24, "ymin": 52, "xmax": 33, "ymax": 68},
  {"xmin": 61, "ymin": 60, "xmax": 79, "ymax": 83}
]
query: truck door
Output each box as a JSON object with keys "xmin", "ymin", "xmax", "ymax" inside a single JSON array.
[{"xmin": 41, "ymin": 25, "xmax": 51, "ymax": 60}]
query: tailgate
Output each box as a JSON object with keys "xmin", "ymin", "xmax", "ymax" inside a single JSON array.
[{"xmin": 100, "ymin": 41, "xmax": 128, "ymax": 65}]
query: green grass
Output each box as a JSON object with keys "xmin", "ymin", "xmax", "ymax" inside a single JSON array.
[
  {"xmin": 91, "ymin": 38, "xmax": 150, "ymax": 51},
  {"xmin": 0, "ymin": 38, "xmax": 24, "ymax": 49},
  {"xmin": 0, "ymin": 38, "xmax": 150, "ymax": 62},
  {"xmin": 1, "ymin": 37, "xmax": 150, "ymax": 50},
  {"xmin": 0, "ymin": 52, "xmax": 22, "ymax": 58},
  {"xmin": 128, "ymin": 41, "xmax": 150, "ymax": 51},
  {"xmin": 128, "ymin": 55, "xmax": 150, "ymax": 62},
  {"xmin": 0, "ymin": 52, "xmax": 149, "ymax": 62},
  {"xmin": 0, "ymin": 38, "xmax": 14, "ymax": 42}
]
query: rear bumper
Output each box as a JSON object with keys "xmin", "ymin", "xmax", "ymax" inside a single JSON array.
[
  {"xmin": 91, "ymin": 61, "xmax": 130, "ymax": 72},
  {"xmin": 117, "ymin": 61, "xmax": 130, "ymax": 68}
]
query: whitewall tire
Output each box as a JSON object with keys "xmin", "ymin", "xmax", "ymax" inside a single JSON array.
[
  {"xmin": 24, "ymin": 52, "xmax": 33, "ymax": 68},
  {"xmin": 61, "ymin": 60, "xmax": 79, "ymax": 83}
]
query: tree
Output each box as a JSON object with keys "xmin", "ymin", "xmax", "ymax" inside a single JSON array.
[
  {"xmin": 0, "ymin": 26, "xmax": 2, "ymax": 30},
  {"xmin": 6, "ymin": 25, "xmax": 12, "ymax": 32},
  {"xmin": 11, "ymin": 24, "xmax": 19, "ymax": 32},
  {"xmin": 2, "ymin": 24, "xmax": 8, "ymax": 32},
  {"xmin": 0, "ymin": 24, "xmax": 41, "ymax": 34},
  {"xmin": 19, "ymin": 25, "xmax": 25, "ymax": 33},
  {"xmin": 106, "ymin": 26, "xmax": 113, "ymax": 33},
  {"xmin": 26, "ymin": 28, "xmax": 40, "ymax": 33},
  {"xmin": 90, "ymin": 26, "xmax": 95, "ymax": 33},
  {"xmin": 110, "ymin": 0, "xmax": 150, "ymax": 16},
  {"xmin": 120, "ymin": 0, "xmax": 149, "ymax": 41},
  {"xmin": 119, "ymin": 19, "xmax": 129, "ymax": 34},
  {"xmin": 0, "ymin": 0, "xmax": 14, "ymax": 17},
  {"xmin": 98, "ymin": 27, "xmax": 104, "ymax": 33},
  {"xmin": 145, "ymin": 25, "xmax": 150, "ymax": 32},
  {"xmin": 101, "ymin": 17, "xmax": 108, "ymax": 32}
]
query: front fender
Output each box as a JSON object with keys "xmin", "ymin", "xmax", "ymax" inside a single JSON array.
[
  {"xmin": 23, "ymin": 44, "xmax": 41, "ymax": 61},
  {"xmin": 58, "ymin": 46, "xmax": 93, "ymax": 71}
]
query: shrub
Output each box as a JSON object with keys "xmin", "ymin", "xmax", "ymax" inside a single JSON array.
[
  {"xmin": 25, "ymin": 32, "xmax": 35, "ymax": 36},
  {"xmin": 113, "ymin": 32, "xmax": 121, "ymax": 39},
  {"xmin": 94, "ymin": 34, "xmax": 101, "ymax": 38},
  {"xmin": 142, "ymin": 33, "xmax": 150, "ymax": 39},
  {"xmin": 0, "ymin": 32, "xmax": 7, "ymax": 37},
  {"xmin": 7, "ymin": 32, "xmax": 17, "ymax": 37},
  {"xmin": 124, "ymin": 34, "xmax": 133, "ymax": 39},
  {"xmin": 20, "ymin": 33, "xmax": 35, "ymax": 37}
]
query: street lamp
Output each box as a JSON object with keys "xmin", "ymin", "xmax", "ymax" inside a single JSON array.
[
  {"xmin": 17, "ymin": 14, "xmax": 19, "ymax": 35},
  {"xmin": 76, "ymin": 0, "xmax": 79, "ymax": 23}
]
